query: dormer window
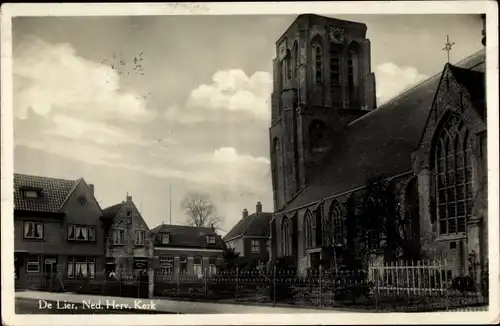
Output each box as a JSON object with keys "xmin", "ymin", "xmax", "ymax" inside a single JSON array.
[
  {"xmin": 161, "ymin": 233, "xmax": 170, "ymax": 244},
  {"xmin": 206, "ymin": 235, "xmax": 216, "ymax": 245},
  {"xmin": 23, "ymin": 190, "xmax": 39, "ymax": 199}
]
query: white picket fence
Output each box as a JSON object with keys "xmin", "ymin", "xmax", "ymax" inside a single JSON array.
[{"xmin": 368, "ymin": 259, "xmax": 451, "ymax": 296}]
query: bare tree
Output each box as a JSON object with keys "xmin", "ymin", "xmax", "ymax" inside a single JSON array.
[{"xmin": 181, "ymin": 192, "xmax": 221, "ymax": 228}]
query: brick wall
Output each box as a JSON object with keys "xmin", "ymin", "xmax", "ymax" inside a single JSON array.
[
  {"xmin": 105, "ymin": 196, "xmax": 152, "ymax": 277},
  {"xmin": 243, "ymin": 237, "xmax": 269, "ymax": 265}
]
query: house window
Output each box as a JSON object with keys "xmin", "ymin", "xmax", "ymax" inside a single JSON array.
[
  {"xmin": 26, "ymin": 255, "xmax": 40, "ymax": 273},
  {"xmin": 159, "ymin": 256, "xmax": 174, "ymax": 275},
  {"xmin": 179, "ymin": 256, "xmax": 187, "ymax": 274},
  {"xmin": 126, "ymin": 211, "xmax": 132, "ymax": 217},
  {"xmin": 67, "ymin": 256, "xmax": 96, "ymax": 279},
  {"xmin": 208, "ymin": 256, "xmax": 217, "ymax": 275},
  {"xmin": 89, "ymin": 226, "xmax": 96, "ymax": 241},
  {"xmin": 67, "ymin": 225, "xmax": 95, "ymax": 242},
  {"xmin": 206, "ymin": 236, "xmax": 216, "ymax": 244},
  {"xmin": 23, "ymin": 222, "xmax": 43, "ymax": 240},
  {"xmin": 161, "ymin": 233, "xmax": 170, "ymax": 244},
  {"xmin": 304, "ymin": 210, "xmax": 316, "ymax": 249},
  {"xmin": 75, "ymin": 226, "xmax": 88, "ymax": 241},
  {"xmin": 281, "ymin": 217, "xmax": 291, "ymax": 256},
  {"xmin": 251, "ymin": 240, "xmax": 260, "ymax": 253},
  {"xmin": 112, "ymin": 229, "xmax": 124, "ymax": 245},
  {"xmin": 193, "ymin": 256, "xmax": 203, "ymax": 276},
  {"xmin": 135, "ymin": 230, "xmax": 146, "ymax": 245},
  {"xmin": 23, "ymin": 190, "xmax": 39, "ymax": 199},
  {"xmin": 435, "ymin": 114, "xmax": 473, "ymax": 235}
]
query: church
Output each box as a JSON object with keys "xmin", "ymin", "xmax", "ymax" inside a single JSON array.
[{"xmin": 268, "ymin": 14, "xmax": 487, "ymax": 281}]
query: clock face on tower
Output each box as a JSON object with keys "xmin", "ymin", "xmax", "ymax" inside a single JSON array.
[{"xmin": 330, "ymin": 26, "xmax": 345, "ymax": 44}]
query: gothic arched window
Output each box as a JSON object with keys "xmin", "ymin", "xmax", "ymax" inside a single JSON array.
[
  {"xmin": 304, "ymin": 210, "xmax": 315, "ymax": 249},
  {"xmin": 311, "ymin": 36, "xmax": 323, "ymax": 83},
  {"xmin": 286, "ymin": 50, "xmax": 292, "ymax": 80},
  {"xmin": 322, "ymin": 201, "xmax": 344, "ymax": 246},
  {"xmin": 292, "ymin": 41, "xmax": 299, "ymax": 78},
  {"xmin": 281, "ymin": 217, "xmax": 292, "ymax": 256},
  {"xmin": 330, "ymin": 44, "xmax": 341, "ymax": 86},
  {"xmin": 434, "ymin": 114, "xmax": 473, "ymax": 235}
]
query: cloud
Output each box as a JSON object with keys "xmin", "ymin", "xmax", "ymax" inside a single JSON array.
[
  {"xmin": 16, "ymin": 137, "xmax": 122, "ymax": 166},
  {"xmin": 13, "ymin": 36, "xmax": 156, "ymax": 122},
  {"xmin": 163, "ymin": 105, "xmax": 204, "ymax": 125},
  {"xmin": 187, "ymin": 69, "xmax": 272, "ymax": 121},
  {"xmin": 375, "ymin": 62, "xmax": 429, "ymax": 105},
  {"xmin": 46, "ymin": 114, "xmax": 176, "ymax": 147},
  {"xmin": 212, "ymin": 147, "xmax": 269, "ymax": 165}
]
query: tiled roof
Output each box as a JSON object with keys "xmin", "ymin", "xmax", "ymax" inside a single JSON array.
[
  {"xmin": 102, "ymin": 202, "xmax": 124, "ymax": 218},
  {"xmin": 223, "ymin": 212, "xmax": 273, "ymax": 241},
  {"xmin": 151, "ymin": 224, "xmax": 224, "ymax": 249},
  {"xmin": 284, "ymin": 50, "xmax": 485, "ymax": 211},
  {"xmin": 14, "ymin": 173, "xmax": 81, "ymax": 213}
]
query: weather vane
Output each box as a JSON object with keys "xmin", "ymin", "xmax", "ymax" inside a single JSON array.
[{"xmin": 442, "ymin": 35, "xmax": 455, "ymax": 63}]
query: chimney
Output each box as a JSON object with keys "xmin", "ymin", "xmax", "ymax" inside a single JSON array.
[
  {"xmin": 256, "ymin": 201, "xmax": 262, "ymax": 213},
  {"xmin": 126, "ymin": 194, "xmax": 132, "ymax": 202},
  {"xmin": 242, "ymin": 208, "xmax": 249, "ymax": 218},
  {"xmin": 211, "ymin": 223, "xmax": 215, "ymax": 232},
  {"xmin": 89, "ymin": 184, "xmax": 94, "ymax": 196}
]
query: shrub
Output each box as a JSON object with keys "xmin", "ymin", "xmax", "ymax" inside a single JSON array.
[{"xmin": 451, "ymin": 276, "xmax": 476, "ymax": 294}]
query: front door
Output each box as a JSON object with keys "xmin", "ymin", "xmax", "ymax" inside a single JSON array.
[{"xmin": 43, "ymin": 256, "xmax": 58, "ymax": 291}]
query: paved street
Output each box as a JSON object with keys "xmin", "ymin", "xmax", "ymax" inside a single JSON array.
[
  {"xmin": 15, "ymin": 291, "xmax": 358, "ymax": 314},
  {"xmin": 15, "ymin": 298, "xmax": 171, "ymax": 314}
]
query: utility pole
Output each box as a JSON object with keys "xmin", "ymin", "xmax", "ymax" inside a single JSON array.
[{"xmin": 169, "ymin": 185, "xmax": 172, "ymax": 224}]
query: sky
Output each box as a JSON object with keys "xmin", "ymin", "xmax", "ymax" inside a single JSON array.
[{"xmin": 12, "ymin": 14, "xmax": 483, "ymax": 235}]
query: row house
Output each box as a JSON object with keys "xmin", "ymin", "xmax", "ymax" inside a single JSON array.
[
  {"xmin": 101, "ymin": 195, "xmax": 153, "ymax": 279},
  {"xmin": 14, "ymin": 173, "xmax": 105, "ymax": 289},
  {"xmin": 223, "ymin": 202, "xmax": 272, "ymax": 268},
  {"xmin": 151, "ymin": 224, "xmax": 225, "ymax": 277}
]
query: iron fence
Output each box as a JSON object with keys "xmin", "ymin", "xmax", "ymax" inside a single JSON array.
[
  {"xmin": 153, "ymin": 260, "xmax": 488, "ymax": 312},
  {"xmin": 18, "ymin": 261, "xmax": 489, "ymax": 312}
]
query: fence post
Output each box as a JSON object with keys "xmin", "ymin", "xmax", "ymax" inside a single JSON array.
[
  {"xmin": 236, "ymin": 266, "xmax": 239, "ymax": 301},
  {"xmin": 444, "ymin": 259, "xmax": 449, "ymax": 311},
  {"xmin": 273, "ymin": 265, "xmax": 276, "ymax": 306},
  {"xmin": 319, "ymin": 266, "xmax": 323, "ymax": 308},
  {"xmin": 204, "ymin": 268, "xmax": 207, "ymax": 300},
  {"xmin": 177, "ymin": 270, "xmax": 180, "ymax": 297},
  {"xmin": 375, "ymin": 266, "xmax": 379, "ymax": 312},
  {"xmin": 137, "ymin": 273, "xmax": 140, "ymax": 298}
]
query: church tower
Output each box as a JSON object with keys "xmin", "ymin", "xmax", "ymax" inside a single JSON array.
[{"xmin": 270, "ymin": 14, "xmax": 377, "ymax": 211}]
